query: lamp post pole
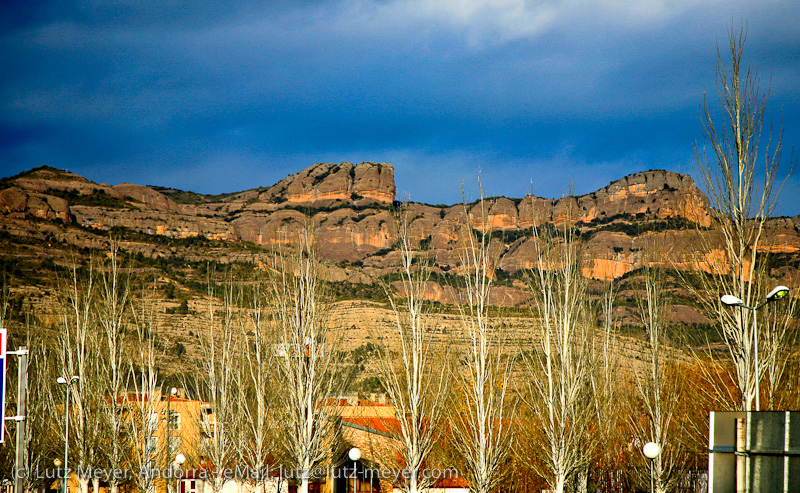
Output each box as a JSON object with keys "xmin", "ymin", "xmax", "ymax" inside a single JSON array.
[
  {"xmin": 166, "ymin": 387, "xmax": 177, "ymax": 493},
  {"xmin": 753, "ymin": 306, "xmax": 760, "ymax": 411},
  {"xmin": 643, "ymin": 442, "xmax": 661, "ymax": 493},
  {"xmin": 348, "ymin": 447, "xmax": 361, "ymax": 493},
  {"xmin": 721, "ymin": 286, "xmax": 790, "ymax": 411},
  {"xmin": 173, "ymin": 453, "xmax": 186, "ymax": 493},
  {"xmin": 56, "ymin": 376, "xmax": 80, "ymax": 493}
]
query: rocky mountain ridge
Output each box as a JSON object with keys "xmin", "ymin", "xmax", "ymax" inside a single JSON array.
[
  {"xmin": 1, "ymin": 162, "xmax": 799, "ymax": 291},
  {"xmin": 3, "ymin": 163, "xmax": 798, "ymax": 382}
]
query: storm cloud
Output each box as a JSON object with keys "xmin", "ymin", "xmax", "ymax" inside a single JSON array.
[{"xmin": 1, "ymin": 0, "xmax": 798, "ymax": 213}]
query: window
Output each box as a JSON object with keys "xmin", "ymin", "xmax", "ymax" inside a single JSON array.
[
  {"xmin": 169, "ymin": 436, "xmax": 181, "ymax": 454},
  {"xmin": 147, "ymin": 436, "xmax": 158, "ymax": 456},
  {"xmin": 179, "ymin": 480, "xmax": 198, "ymax": 493},
  {"xmin": 169, "ymin": 411, "xmax": 181, "ymax": 430}
]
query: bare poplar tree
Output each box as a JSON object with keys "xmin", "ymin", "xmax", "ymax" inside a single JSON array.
[
  {"xmin": 450, "ymin": 189, "xmax": 515, "ymax": 493},
  {"xmin": 522, "ymin": 205, "xmax": 596, "ymax": 493},
  {"xmin": 95, "ymin": 242, "xmax": 131, "ymax": 493},
  {"xmin": 128, "ymin": 287, "xmax": 166, "ymax": 493},
  {"xmin": 688, "ymin": 26, "xmax": 795, "ymax": 411},
  {"xmin": 195, "ymin": 276, "xmax": 241, "ymax": 493},
  {"xmin": 629, "ymin": 264, "xmax": 682, "ymax": 493},
  {"xmin": 56, "ymin": 258, "xmax": 105, "ymax": 493},
  {"xmin": 235, "ymin": 277, "xmax": 278, "ymax": 493},
  {"xmin": 374, "ymin": 207, "xmax": 449, "ymax": 493},
  {"xmin": 270, "ymin": 229, "xmax": 341, "ymax": 493},
  {"xmin": 576, "ymin": 277, "xmax": 619, "ymax": 493}
]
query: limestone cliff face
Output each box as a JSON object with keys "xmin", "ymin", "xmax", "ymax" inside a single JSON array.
[
  {"xmin": 3, "ymin": 163, "xmax": 797, "ymax": 291},
  {"xmin": 516, "ymin": 170, "xmax": 712, "ymax": 228},
  {"xmin": 256, "ymin": 162, "xmax": 395, "ymax": 206},
  {"xmin": 0, "ymin": 187, "xmax": 71, "ymax": 222},
  {"xmin": 11, "ymin": 167, "xmax": 122, "ymax": 197},
  {"xmin": 0, "ymin": 167, "xmax": 239, "ymax": 240},
  {"xmin": 585, "ymin": 170, "xmax": 711, "ymax": 226},
  {"xmin": 113, "ymin": 183, "xmax": 183, "ymax": 212},
  {"xmin": 232, "ymin": 207, "xmax": 397, "ymax": 262},
  {"xmin": 70, "ymin": 206, "xmax": 238, "ymax": 240},
  {"xmin": 756, "ymin": 217, "xmax": 800, "ymax": 254}
]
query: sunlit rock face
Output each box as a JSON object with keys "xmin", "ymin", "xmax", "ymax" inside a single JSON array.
[
  {"xmin": 112, "ymin": 184, "xmax": 183, "ymax": 213},
  {"xmin": 517, "ymin": 170, "xmax": 712, "ymax": 228},
  {"xmin": 0, "ymin": 187, "xmax": 71, "ymax": 222},
  {"xmin": 256, "ymin": 162, "xmax": 396, "ymax": 207},
  {"xmin": 69, "ymin": 206, "xmax": 239, "ymax": 241},
  {"xmin": 3, "ymin": 163, "xmax": 798, "ymax": 295}
]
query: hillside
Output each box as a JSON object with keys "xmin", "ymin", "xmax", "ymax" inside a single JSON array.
[
  {"xmin": 1, "ymin": 162, "xmax": 799, "ymax": 372},
  {"xmin": 2, "ymin": 162, "xmax": 799, "ymax": 278}
]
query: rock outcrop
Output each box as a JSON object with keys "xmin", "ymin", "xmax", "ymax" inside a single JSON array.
[
  {"xmin": 257, "ymin": 162, "xmax": 395, "ymax": 206},
  {"xmin": 515, "ymin": 170, "xmax": 712, "ymax": 228},
  {"xmin": 113, "ymin": 183, "xmax": 183, "ymax": 213},
  {"xmin": 2, "ymin": 163, "xmax": 798, "ymax": 293},
  {"xmin": 70, "ymin": 206, "xmax": 238, "ymax": 241},
  {"xmin": 0, "ymin": 186, "xmax": 71, "ymax": 222}
]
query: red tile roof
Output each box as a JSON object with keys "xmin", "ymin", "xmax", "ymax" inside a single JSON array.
[{"xmin": 341, "ymin": 416, "xmax": 401, "ymax": 435}]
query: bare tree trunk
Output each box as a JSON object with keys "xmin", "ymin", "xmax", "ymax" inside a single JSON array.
[
  {"xmin": 56, "ymin": 256, "xmax": 105, "ymax": 493},
  {"xmin": 270, "ymin": 228, "xmax": 342, "ymax": 493},
  {"xmin": 523, "ymin": 199, "xmax": 596, "ymax": 493},
  {"xmin": 630, "ymin": 263, "xmax": 682, "ymax": 493},
  {"xmin": 236, "ymin": 276, "xmax": 278, "ymax": 493},
  {"xmin": 95, "ymin": 241, "xmax": 131, "ymax": 493},
  {"xmin": 582, "ymin": 277, "xmax": 619, "ymax": 493},
  {"xmin": 128, "ymin": 285, "xmax": 166, "ymax": 493},
  {"xmin": 195, "ymin": 272, "xmax": 240, "ymax": 493},
  {"xmin": 374, "ymin": 205, "xmax": 449, "ymax": 493},
  {"xmin": 687, "ymin": 25, "xmax": 795, "ymax": 411},
  {"xmin": 450, "ymin": 186, "xmax": 515, "ymax": 493}
]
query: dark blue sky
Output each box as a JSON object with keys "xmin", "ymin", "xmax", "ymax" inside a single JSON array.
[{"xmin": 2, "ymin": 0, "xmax": 799, "ymax": 214}]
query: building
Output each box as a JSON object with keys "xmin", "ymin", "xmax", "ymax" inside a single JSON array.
[
  {"xmin": 324, "ymin": 397, "xmax": 468, "ymax": 493},
  {"xmin": 53, "ymin": 389, "xmax": 217, "ymax": 493},
  {"xmin": 53, "ymin": 394, "xmax": 464, "ymax": 493}
]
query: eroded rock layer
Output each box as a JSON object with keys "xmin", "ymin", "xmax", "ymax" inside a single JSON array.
[{"xmin": 2, "ymin": 163, "xmax": 799, "ymax": 295}]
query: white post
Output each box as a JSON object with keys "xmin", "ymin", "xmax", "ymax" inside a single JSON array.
[
  {"xmin": 3, "ymin": 346, "xmax": 29, "ymax": 493},
  {"xmin": 348, "ymin": 448, "xmax": 361, "ymax": 493},
  {"xmin": 752, "ymin": 308, "xmax": 760, "ymax": 412},
  {"xmin": 56, "ymin": 376, "xmax": 79, "ymax": 493},
  {"xmin": 643, "ymin": 442, "xmax": 661, "ymax": 493},
  {"xmin": 14, "ymin": 348, "xmax": 27, "ymax": 493}
]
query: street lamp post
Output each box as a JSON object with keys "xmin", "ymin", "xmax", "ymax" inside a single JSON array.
[
  {"xmin": 166, "ymin": 387, "xmax": 177, "ymax": 493},
  {"xmin": 643, "ymin": 442, "xmax": 662, "ymax": 493},
  {"xmin": 53, "ymin": 460, "xmax": 62, "ymax": 493},
  {"xmin": 348, "ymin": 447, "xmax": 361, "ymax": 493},
  {"xmin": 56, "ymin": 376, "xmax": 80, "ymax": 493},
  {"xmin": 173, "ymin": 453, "xmax": 186, "ymax": 493},
  {"xmin": 721, "ymin": 285, "xmax": 790, "ymax": 411}
]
